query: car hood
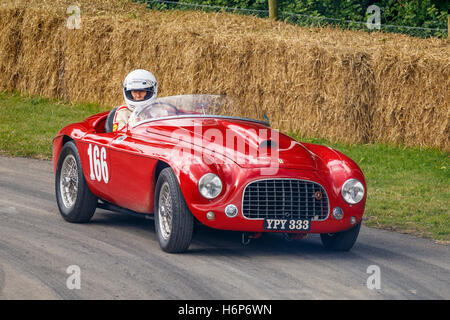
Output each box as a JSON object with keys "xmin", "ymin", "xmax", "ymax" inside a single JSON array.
[{"xmin": 143, "ymin": 117, "xmax": 317, "ymax": 170}]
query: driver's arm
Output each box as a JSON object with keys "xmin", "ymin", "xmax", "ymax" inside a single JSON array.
[{"xmin": 113, "ymin": 106, "xmax": 132, "ymax": 132}]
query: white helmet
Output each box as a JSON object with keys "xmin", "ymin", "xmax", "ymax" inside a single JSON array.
[{"xmin": 123, "ymin": 69, "xmax": 158, "ymax": 110}]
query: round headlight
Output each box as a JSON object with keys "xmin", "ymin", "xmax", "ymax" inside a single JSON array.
[
  {"xmin": 341, "ymin": 179, "xmax": 365, "ymax": 204},
  {"xmin": 198, "ymin": 173, "xmax": 223, "ymax": 199}
]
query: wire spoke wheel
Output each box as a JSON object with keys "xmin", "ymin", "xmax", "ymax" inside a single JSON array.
[
  {"xmin": 60, "ymin": 154, "xmax": 79, "ymax": 208},
  {"xmin": 158, "ymin": 182, "xmax": 173, "ymax": 240},
  {"xmin": 154, "ymin": 167, "xmax": 194, "ymax": 253},
  {"xmin": 55, "ymin": 141, "xmax": 97, "ymax": 223}
]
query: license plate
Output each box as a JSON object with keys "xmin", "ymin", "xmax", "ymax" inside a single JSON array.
[{"xmin": 263, "ymin": 218, "xmax": 311, "ymax": 231}]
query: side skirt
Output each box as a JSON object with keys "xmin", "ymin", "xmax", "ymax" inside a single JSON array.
[{"xmin": 97, "ymin": 200, "xmax": 153, "ymax": 220}]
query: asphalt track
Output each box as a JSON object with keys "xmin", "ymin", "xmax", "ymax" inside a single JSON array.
[{"xmin": 0, "ymin": 155, "xmax": 448, "ymax": 300}]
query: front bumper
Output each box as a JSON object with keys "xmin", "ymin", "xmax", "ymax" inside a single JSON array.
[{"xmin": 187, "ymin": 168, "xmax": 366, "ymax": 234}]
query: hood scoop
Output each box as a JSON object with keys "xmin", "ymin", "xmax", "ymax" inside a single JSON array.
[{"xmin": 259, "ymin": 140, "xmax": 277, "ymax": 150}]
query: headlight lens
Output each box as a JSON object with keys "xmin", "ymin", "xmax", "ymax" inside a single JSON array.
[
  {"xmin": 341, "ymin": 179, "xmax": 365, "ymax": 204},
  {"xmin": 198, "ymin": 173, "xmax": 223, "ymax": 199}
]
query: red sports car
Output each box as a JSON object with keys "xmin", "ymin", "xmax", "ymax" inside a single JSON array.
[{"xmin": 53, "ymin": 95, "xmax": 366, "ymax": 253}]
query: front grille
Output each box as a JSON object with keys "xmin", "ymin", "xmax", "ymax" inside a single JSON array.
[{"xmin": 242, "ymin": 179, "xmax": 329, "ymax": 220}]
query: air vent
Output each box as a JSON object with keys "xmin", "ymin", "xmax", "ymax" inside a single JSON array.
[{"xmin": 259, "ymin": 140, "xmax": 277, "ymax": 149}]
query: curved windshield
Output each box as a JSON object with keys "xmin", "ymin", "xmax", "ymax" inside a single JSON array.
[{"xmin": 128, "ymin": 94, "xmax": 269, "ymax": 127}]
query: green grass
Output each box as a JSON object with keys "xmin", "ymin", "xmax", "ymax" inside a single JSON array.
[
  {"xmin": 0, "ymin": 91, "xmax": 448, "ymax": 242},
  {"xmin": 0, "ymin": 91, "xmax": 107, "ymax": 159},
  {"xmin": 291, "ymin": 135, "xmax": 449, "ymax": 243}
]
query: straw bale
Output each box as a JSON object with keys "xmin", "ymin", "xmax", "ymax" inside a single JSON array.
[{"xmin": 0, "ymin": 1, "xmax": 448, "ymax": 150}]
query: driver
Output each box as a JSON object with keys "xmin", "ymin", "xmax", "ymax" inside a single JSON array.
[{"xmin": 112, "ymin": 69, "xmax": 158, "ymax": 132}]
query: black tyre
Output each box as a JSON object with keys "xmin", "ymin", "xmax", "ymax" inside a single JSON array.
[
  {"xmin": 154, "ymin": 167, "xmax": 194, "ymax": 253},
  {"xmin": 55, "ymin": 141, "xmax": 97, "ymax": 223},
  {"xmin": 320, "ymin": 222, "xmax": 361, "ymax": 251}
]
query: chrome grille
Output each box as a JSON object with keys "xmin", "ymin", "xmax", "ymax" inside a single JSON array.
[{"xmin": 242, "ymin": 179, "xmax": 329, "ymax": 220}]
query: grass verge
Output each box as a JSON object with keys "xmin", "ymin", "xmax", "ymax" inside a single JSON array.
[
  {"xmin": 291, "ymin": 135, "xmax": 449, "ymax": 243},
  {"xmin": 0, "ymin": 91, "xmax": 448, "ymax": 242},
  {"xmin": 0, "ymin": 91, "xmax": 107, "ymax": 159}
]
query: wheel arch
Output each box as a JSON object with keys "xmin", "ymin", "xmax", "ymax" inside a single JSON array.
[
  {"xmin": 62, "ymin": 135, "xmax": 74, "ymax": 146},
  {"xmin": 153, "ymin": 160, "xmax": 171, "ymax": 184},
  {"xmin": 53, "ymin": 135, "xmax": 76, "ymax": 173}
]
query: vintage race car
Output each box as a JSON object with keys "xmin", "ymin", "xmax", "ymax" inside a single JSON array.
[{"xmin": 53, "ymin": 94, "xmax": 366, "ymax": 253}]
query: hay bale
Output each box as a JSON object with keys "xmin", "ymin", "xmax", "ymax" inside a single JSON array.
[
  {"xmin": 0, "ymin": 7, "xmax": 25, "ymax": 91},
  {"xmin": 371, "ymin": 51, "xmax": 450, "ymax": 150},
  {"xmin": 0, "ymin": 1, "xmax": 448, "ymax": 150}
]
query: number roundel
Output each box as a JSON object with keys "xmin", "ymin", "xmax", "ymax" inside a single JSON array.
[{"xmin": 87, "ymin": 144, "xmax": 109, "ymax": 183}]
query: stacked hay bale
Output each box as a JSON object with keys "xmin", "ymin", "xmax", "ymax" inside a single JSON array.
[{"xmin": 0, "ymin": 1, "xmax": 448, "ymax": 150}]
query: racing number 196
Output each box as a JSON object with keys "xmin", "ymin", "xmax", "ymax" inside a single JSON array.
[{"xmin": 87, "ymin": 144, "xmax": 109, "ymax": 183}]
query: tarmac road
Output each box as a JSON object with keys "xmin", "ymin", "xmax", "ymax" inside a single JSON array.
[{"xmin": 0, "ymin": 155, "xmax": 448, "ymax": 300}]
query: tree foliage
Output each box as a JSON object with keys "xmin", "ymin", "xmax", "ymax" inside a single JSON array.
[{"xmin": 144, "ymin": 0, "xmax": 448, "ymax": 36}]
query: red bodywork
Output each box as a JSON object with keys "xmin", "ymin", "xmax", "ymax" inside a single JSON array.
[{"xmin": 53, "ymin": 112, "xmax": 366, "ymax": 234}]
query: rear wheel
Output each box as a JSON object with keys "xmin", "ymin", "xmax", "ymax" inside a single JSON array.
[
  {"xmin": 154, "ymin": 168, "xmax": 194, "ymax": 253},
  {"xmin": 55, "ymin": 141, "xmax": 97, "ymax": 223},
  {"xmin": 320, "ymin": 222, "xmax": 361, "ymax": 251}
]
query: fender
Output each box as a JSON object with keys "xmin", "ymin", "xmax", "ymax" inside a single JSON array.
[{"xmin": 302, "ymin": 142, "xmax": 367, "ymax": 215}]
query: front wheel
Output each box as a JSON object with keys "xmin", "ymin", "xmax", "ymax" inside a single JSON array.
[
  {"xmin": 154, "ymin": 168, "xmax": 194, "ymax": 253},
  {"xmin": 320, "ymin": 222, "xmax": 361, "ymax": 251},
  {"xmin": 55, "ymin": 141, "xmax": 97, "ymax": 223}
]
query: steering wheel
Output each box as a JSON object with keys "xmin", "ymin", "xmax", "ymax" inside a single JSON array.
[{"xmin": 148, "ymin": 102, "xmax": 179, "ymax": 117}]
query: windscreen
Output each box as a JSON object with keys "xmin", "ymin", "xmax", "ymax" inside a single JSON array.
[{"xmin": 128, "ymin": 94, "xmax": 268, "ymax": 127}]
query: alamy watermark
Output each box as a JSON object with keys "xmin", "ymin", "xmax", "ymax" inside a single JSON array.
[
  {"xmin": 366, "ymin": 5, "xmax": 381, "ymax": 30},
  {"xmin": 366, "ymin": 265, "xmax": 381, "ymax": 290},
  {"xmin": 168, "ymin": 125, "xmax": 281, "ymax": 176},
  {"xmin": 66, "ymin": 265, "xmax": 81, "ymax": 290},
  {"xmin": 66, "ymin": 5, "xmax": 81, "ymax": 30}
]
